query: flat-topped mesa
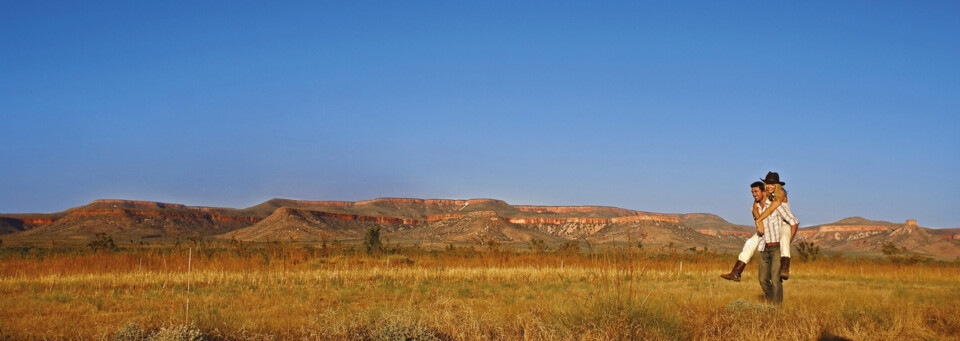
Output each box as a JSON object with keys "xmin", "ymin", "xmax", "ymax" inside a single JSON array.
[
  {"xmin": 816, "ymin": 225, "xmax": 899, "ymax": 233},
  {"xmin": 65, "ymin": 208, "xmax": 263, "ymax": 223},
  {"xmin": 506, "ymin": 214, "xmax": 679, "ymax": 225},
  {"xmin": 905, "ymin": 219, "xmax": 918, "ymax": 227},
  {"xmin": 275, "ymin": 207, "xmax": 426, "ymax": 225},
  {"xmin": 274, "ymin": 207, "xmax": 495, "ymax": 225},
  {"xmin": 679, "ymin": 213, "xmax": 722, "ymax": 220},
  {"xmin": 89, "ymin": 199, "xmax": 242, "ymax": 214},
  {"xmin": 697, "ymin": 229, "xmax": 753, "ymax": 237},
  {"xmin": 935, "ymin": 229, "xmax": 960, "ymax": 241},
  {"xmin": 513, "ymin": 205, "xmax": 637, "ymax": 215},
  {"xmin": 90, "ymin": 199, "xmax": 188, "ymax": 210},
  {"xmin": 275, "ymin": 198, "xmax": 505, "ymax": 208}
]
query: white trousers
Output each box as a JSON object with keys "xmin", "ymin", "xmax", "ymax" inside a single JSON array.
[{"xmin": 738, "ymin": 225, "xmax": 792, "ymax": 263}]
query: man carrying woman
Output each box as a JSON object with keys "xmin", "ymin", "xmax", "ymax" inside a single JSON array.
[{"xmin": 721, "ymin": 172, "xmax": 800, "ymax": 293}]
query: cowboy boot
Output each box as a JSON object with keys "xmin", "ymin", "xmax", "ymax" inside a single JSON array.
[
  {"xmin": 781, "ymin": 257, "xmax": 791, "ymax": 280},
  {"xmin": 720, "ymin": 260, "xmax": 746, "ymax": 282}
]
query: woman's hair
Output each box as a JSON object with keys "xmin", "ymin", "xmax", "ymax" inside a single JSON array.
[{"xmin": 770, "ymin": 184, "xmax": 788, "ymax": 203}]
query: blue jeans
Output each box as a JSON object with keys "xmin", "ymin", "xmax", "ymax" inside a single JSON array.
[{"xmin": 758, "ymin": 245, "xmax": 782, "ymax": 304}]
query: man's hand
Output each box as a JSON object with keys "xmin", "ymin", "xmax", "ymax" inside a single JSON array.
[
  {"xmin": 790, "ymin": 224, "xmax": 798, "ymax": 242},
  {"xmin": 755, "ymin": 219, "xmax": 765, "ymax": 236}
]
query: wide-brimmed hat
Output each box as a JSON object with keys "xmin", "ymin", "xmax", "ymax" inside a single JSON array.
[{"xmin": 761, "ymin": 172, "xmax": 785, "ymax": 186}]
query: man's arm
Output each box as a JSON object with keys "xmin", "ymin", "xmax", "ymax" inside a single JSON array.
[
  {"xmin": 752, "ymin": 204, "xmax": 764, "ymax": 235},
  {"xmin": 755, "ymin": 198, "xmax": 782, "ymax": 223}
]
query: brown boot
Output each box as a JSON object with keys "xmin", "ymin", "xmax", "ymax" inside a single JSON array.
[
  {"xmin": 781, "ymin": 257, "xmax": 791, "ymax": 280},
  {"xmin": 720, "ymin": 260, "xmax": 746, "ymax": 282}
]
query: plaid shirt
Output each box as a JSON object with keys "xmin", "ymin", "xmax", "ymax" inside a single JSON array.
[{"xmin": 756, "ymin": 199, "xmax": 799, "ymax": 252}]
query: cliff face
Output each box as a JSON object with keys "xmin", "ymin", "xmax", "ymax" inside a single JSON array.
[
  {"xmin": 0, "ymin": 214, "xmax": 60, "ymax": 235},
  {"xmin": 931, "ymin": 228, "xmax": 960, "ymax": 241},
  {"xmin": 67, "ymin": 208, "xmax": 261, "ymax": 224}
]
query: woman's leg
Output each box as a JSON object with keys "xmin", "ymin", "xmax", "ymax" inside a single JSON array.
[
  {"xmin": 779, "ymin": 225, "xmax": 792, "ymax": 280},
  {"xmin": 779, "ymin": 225, "xmax": 791, "ymax": 258},
  {"xmin": 722, "ymin": 234, "xmax": 758, "ymax": 281},
  {"xmin": 739, "ymin": 234, "xmax": 760, "ymax": 263}
]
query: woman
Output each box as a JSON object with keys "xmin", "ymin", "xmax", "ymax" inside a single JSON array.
[{"xmin": 720, "ymin": 172, "xmax": 799, "ymax": 281}]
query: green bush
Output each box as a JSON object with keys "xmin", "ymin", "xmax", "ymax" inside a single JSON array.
[
  {"xmin": 362, "ymin": 225, "xmax": 384, "ymax": 255},
  {"xmin": 796, "ymin": 241, "xmax": 820, "ymax": 262},
  {"xmin": 88, "ymin": 233, "xmax": 118, "ymax": 252}
]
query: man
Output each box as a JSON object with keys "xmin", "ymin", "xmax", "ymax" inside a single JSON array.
[
  {"xmin": 753, "ymin": 179, "xmax": 798, "ymax": 304},
  {"xmin": 721, "ymin": 176, "xmax": 799, "ymax": 282}
]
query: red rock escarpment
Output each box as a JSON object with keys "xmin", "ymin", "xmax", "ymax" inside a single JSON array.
[
  {"xmin": 90, "ymin": 200, "xmax": 240, "ymax": 214},
  {"xmin": 274, "ymin": 207, "xmax": 678, "ymax": 226},
  {"xmin": 932, "ymin": 228, "xmax": 960, "ymax": 241},
  {"xmin": 795, "ymin": 224, "xmax": 903, "ymax": 238},
  {"xmin": 274, "ymin": 198, "xmax": 505, "ymax": 208},
  {"xmin": 816, "ymin": 225, "xmax": 899, "ymax": 233},
  {"xmin": 697, "ymin": 229, "xmax": 753, "ymax": 237},
  {"xmin": 279, "ymin": 208, "xmax": 429, "ymax": 225},
  {"xmin": 513, "ymin": 206, "xmax": 637, "ymax": 215},
  {"xmin": 68, "ymin": 208, "xmax": 262, "ymax": 223},
  {"xmin": 506, "ymin": 214, "xmax": 679, "ymax": 225},
  {"xmin": 91, "ymin": 199, "xmax": 189, "ymax": 209},
  {"xmin": 19, "ymin": 218, "xmax": 56, "ymax": 225}
]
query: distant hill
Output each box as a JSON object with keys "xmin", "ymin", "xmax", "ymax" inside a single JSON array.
[
  {"xmin": 796, "ymin": 218, "xmax": 960, "ymax": 259},
  {"xmin": 0, "ymin": 217, "xmax": 25, "ymax": 235},
  {"xmin": 225, "ymin": 198, "xmax": 714, "ymax": 248},
  {"xmin": 2, "ymin": 198, "xmax": 957, "ymax": 259},
  {"xmin": 3, "ymin": 200, "xmax": 262, "ymax": 244},
  {"xmin": 677, "ymin": 213, "xmax": 753, "ymax": 237}
]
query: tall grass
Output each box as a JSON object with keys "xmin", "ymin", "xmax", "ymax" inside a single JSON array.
[{"xmin": 1, "ymin": 244, "xmax": 958, "ymax": 340}]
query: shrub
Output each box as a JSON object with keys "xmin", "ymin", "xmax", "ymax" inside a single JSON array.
[
  {"xmin": 88, "ymin": 233, "xmax": 118, "ymax": 252},
  {"xmin": 558, "ymin": 241, "xmax": 581, "ymax": 255},
  {"xmin": 880, "ymin": 241, "xmax": 907, "ymax": 261},
  {"xmin": 796, "ymin": 241, "xmax": 820, "ymax": 262},
  {"xmin": 362, "ymin": 225, "xmax": 384, "ymax": 255}
]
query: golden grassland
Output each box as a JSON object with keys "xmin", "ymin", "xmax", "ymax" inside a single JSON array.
[{"xmin": 1, "ymin": 245, "xmax": 958, "ymax": 340}]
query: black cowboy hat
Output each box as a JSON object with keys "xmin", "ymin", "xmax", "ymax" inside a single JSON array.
[{"xmin": 761, "ymin": 172, "xmax": 786, "ymax": 186}]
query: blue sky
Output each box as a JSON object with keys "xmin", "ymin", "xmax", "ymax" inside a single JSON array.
[{"xmin": 2, "ymin": 1, "xmax": 958, "ymax": 228}]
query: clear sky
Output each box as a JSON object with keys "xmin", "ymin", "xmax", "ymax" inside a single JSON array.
[{"xmin": 2, "ymin": 1, "xmax": 958, "ymax": 228}]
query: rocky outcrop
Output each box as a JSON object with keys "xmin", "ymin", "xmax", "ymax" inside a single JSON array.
[
  {"xmin": 506, "ymin": 215, "xmax": 678, "ymax": 225},
  {"xmin": 697, "ymin": 230, "xmax": 753, "ymax": 237},
  {"xmin": 513, "ymin": 205, "xmax": 637, "ymax": 215},
  {"xmin": 273, "ymin": 207, "xmax": 424, "ymax": 225},
  {"xmin": 67, "ymin": 208, "xmax": 261, "ymax": 224},
  {"xmin": 816, "ymin": 225, "xmax": 898, "ymax": 232},
  {"xmin": 933, "ymin": 229, "xmax": 960, "ymax": 240},
  {"xmin": 0, "ymin": 214, "xmax": 60, "ymax": 235}
]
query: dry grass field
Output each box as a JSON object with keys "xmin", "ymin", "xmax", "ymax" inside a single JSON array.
[{"xmin": 1, "ymin": 244, "xmax": 958, "ymax": 340}]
